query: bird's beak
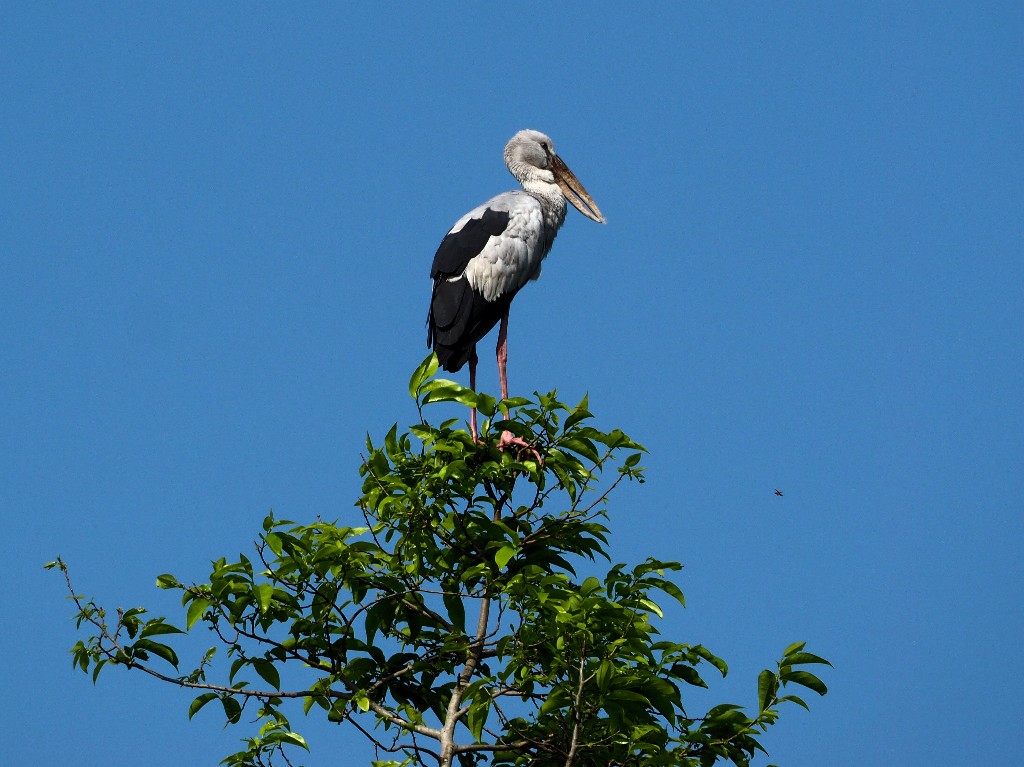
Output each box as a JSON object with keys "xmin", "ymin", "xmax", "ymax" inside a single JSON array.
[{"xmin": 552, "ymin": 155, "xmax": 606, "ymax": 224}]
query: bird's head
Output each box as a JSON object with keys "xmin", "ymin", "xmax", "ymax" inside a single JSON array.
[{"xmin": 504, "ymin": 130, "xmax": 606, "ymax": 224}]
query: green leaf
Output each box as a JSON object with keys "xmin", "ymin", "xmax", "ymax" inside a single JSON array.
[
  {"xmin": 606, "ymin": 690, "xmax": 651, "ymax": 705},
  {"xmin": 655, "ymin": 579, "xmax": 686, "ymax": 607},
  {"xmin": 692, "ymin": 645, "xmax": 729, "ymax": 676},
  {"xmin": 563, "ymin": 404, "xmax": 593, "ymax": 431},
  {"xmin": 466, "ymin": 698, "xmax": 490, "ymax": 742},
  {"xmin": 188, "ymin": 692, "xmax": 218, "ymax": 719},
  {"xmin": 782, "ymin": 670, "xmax": 828, "ymax": 696},
  {"xmin": 671, "ymin": 664, "xmax": 708, "ymax": 688},
  {"xmin": 580, "ymin": 576, "xmax": 601, "ymax": 595},
  {"xmin": 419, "ymin": 379, "xmax": 477, "ymax": 407},
  {"xmin": 784, "ymin": 651, "xmax": 832, "ymax": 667},
  {"xmin": 778, "ymin": 693, "xmax": 810, "ymax": 710},
  {"xmin": 365, "ymin": 600, "xmax": 396, "ymax": 644},
  {"xmin": 353, "ymin": 691, "xmax": 371, "ymax": 712},
  {"xmin": 639, "ymin": 597, "xmax": 663, "ymax": 618},
  {"xmin": 132, "ymin": 639, "xmax": 179, "ymax": 669},
  {"xmin": 442, "ymin": 589, "xmax": 466, "ymax": 632},
  {"xmin": 264, "ymin": 532, "xmax": 283, "ymax": 557},
  {"xmin": 384, "ymin": 423, "xmax": 400, "ymax": 458},
  {"xmin": 140, "ymin": 619, "xmax": 184, "ymax": 638},
  {"xmin": 252, "ymin": 659, "xmax": 281, "ymax": 690},
  {"xmin": 494, "ymin": 545, "xmax": 517, "ymax": 569},
  {"xmin": 276, "ymin": 731, "xmax": 309, "ymax": 751},
  {"xmin": 560, "ymin": 437, "xmax": 601, "ymax": 464},
  {"xmin": 254, "ymin": 583, "xmax": 274, "ymax": 614},
  {"xmin": 758, "ymin": 669, "xmax": 779, "ymax": 712},
  {"xmin": 221, "ymin": 695, "xmax": 242, "ymax": 724},
  {"xmin": 229, "ymin": 657, "xmax": 246, "ymax": 684},
  {"xmin": 538, "ymin": 688, "xmax": 570, "ymax": 716},
  {"xmin": 155, "ymin": 574, "xmax": 180, "ymax": 589},
  {"xmin": 475, "ymin": 392, "xmax": 497, "ymax": 417},
  {"xmin": 409, "ymin": 354, "xmax": 440, "ymax": 399},
  {"xmin": 782, "ymin": 641, "xmax": 807, "ymax": 657},
  {"xmin": 186, "ymin": 598, "xmax": 211, "ymax": 630}
]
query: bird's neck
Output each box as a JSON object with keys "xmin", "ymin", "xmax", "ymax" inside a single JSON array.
[
  {"xmin": 509, "ymin": 163, "xmax": 568, "ymax": 232},
  {"xmin": 521, "ymin": 177, "xmax": 568, "ymax": 231}
]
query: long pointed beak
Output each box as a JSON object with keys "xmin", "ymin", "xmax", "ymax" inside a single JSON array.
[{"xmin": 552, "ymin": 155, "xmax": 606, "ymax": 224}]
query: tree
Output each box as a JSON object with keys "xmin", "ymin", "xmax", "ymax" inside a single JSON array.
[{"xmin": 51, "ymin": 355, "xmax": 830, "ymax": 767}]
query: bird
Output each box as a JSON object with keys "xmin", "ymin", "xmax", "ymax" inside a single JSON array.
[{"xmin": 427, "ymin": 130, "xmax": 605, "ymax": 448}]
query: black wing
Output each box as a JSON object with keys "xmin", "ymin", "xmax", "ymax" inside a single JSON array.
[
  {"xmin": 429, "ymin": 207, "xmax": 511, "ymax": 279},
  {"xmin": 427, "ymin": 207, "xmax": 512, "ymax": 373}
]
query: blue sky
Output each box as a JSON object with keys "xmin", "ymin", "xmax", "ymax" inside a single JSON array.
[{"xmin": 3, "ymin": 3, "xmax": 1021, "ymax": 765}]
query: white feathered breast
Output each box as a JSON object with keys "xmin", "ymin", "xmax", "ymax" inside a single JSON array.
[{"xmin": 461, "ymin": 198, "xmax": 547, "ymax": 303}]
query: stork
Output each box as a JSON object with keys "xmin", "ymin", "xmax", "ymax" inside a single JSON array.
[{"xmin": 427, "ymin": 129, "xmax": 605, "ymax": 450}]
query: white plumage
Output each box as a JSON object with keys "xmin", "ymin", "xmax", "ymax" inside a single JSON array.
[{"xmin": 458, "ymin": 193, "xmax": 550, "ymax": 302}]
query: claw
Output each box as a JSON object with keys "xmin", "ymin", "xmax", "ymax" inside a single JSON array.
[{"xmin": 498, "ymin": 430, "xmax": 544, "ymax": 465}]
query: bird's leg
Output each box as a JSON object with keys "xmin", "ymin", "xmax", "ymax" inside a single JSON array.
[
  {"xmin": 496, "ymin": 312, "xmax": 510, "ymax": 401},
  {"xmin": 468, "ymin": 346, "xmax": 479, "ymax": 441},
  {"xmin": 495, "ymin": 310, "xmax": 542, "ymax": 463}
]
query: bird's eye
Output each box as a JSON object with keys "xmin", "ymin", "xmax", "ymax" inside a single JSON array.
[{"xmin": 540, "ymin": 142, "xmax": 550, "ymax": 154}]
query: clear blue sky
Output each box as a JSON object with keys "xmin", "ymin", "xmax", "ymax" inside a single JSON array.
[{"xmin": 4, "ymin": 3, "xmax": 1021, "ymax": 765}]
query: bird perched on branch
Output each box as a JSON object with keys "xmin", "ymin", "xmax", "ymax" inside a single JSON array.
[{"xmin": 427, "ymin": 129, "xmax": 605, "ymax": 447}]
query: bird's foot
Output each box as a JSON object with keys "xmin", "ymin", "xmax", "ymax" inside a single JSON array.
[{"xmin": 498, "ymin": 430, "xmax": 544, "ymax": 465}]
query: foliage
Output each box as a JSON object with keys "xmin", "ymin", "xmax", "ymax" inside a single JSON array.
[{"xmin": 50, "ymin": 355, "xmax": 830, "ymax": 767}]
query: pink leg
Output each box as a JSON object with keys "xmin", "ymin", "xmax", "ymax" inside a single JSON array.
[
  {"xmin": 468, "ymin": 347, "xmax": 479, "ymax": 440},
  {"xmin": 495, "ymin": 309, "xmax": 541, "ymax": 461},
  {"xmin": 496, "ymin": 311, "xmax": 510, "ymax": 399}
]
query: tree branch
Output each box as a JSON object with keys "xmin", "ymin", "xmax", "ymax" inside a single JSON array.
[
  {"xmin": 565, "ymin": 650, "xmax": 588, "ymax": 767},
  {"xmin": 439, "ymin": 590, "xmax": 491, "ymax": 767},
  {"xmin": 366, "ymin": 700, "xmax": 443, "ymax": 740}
]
